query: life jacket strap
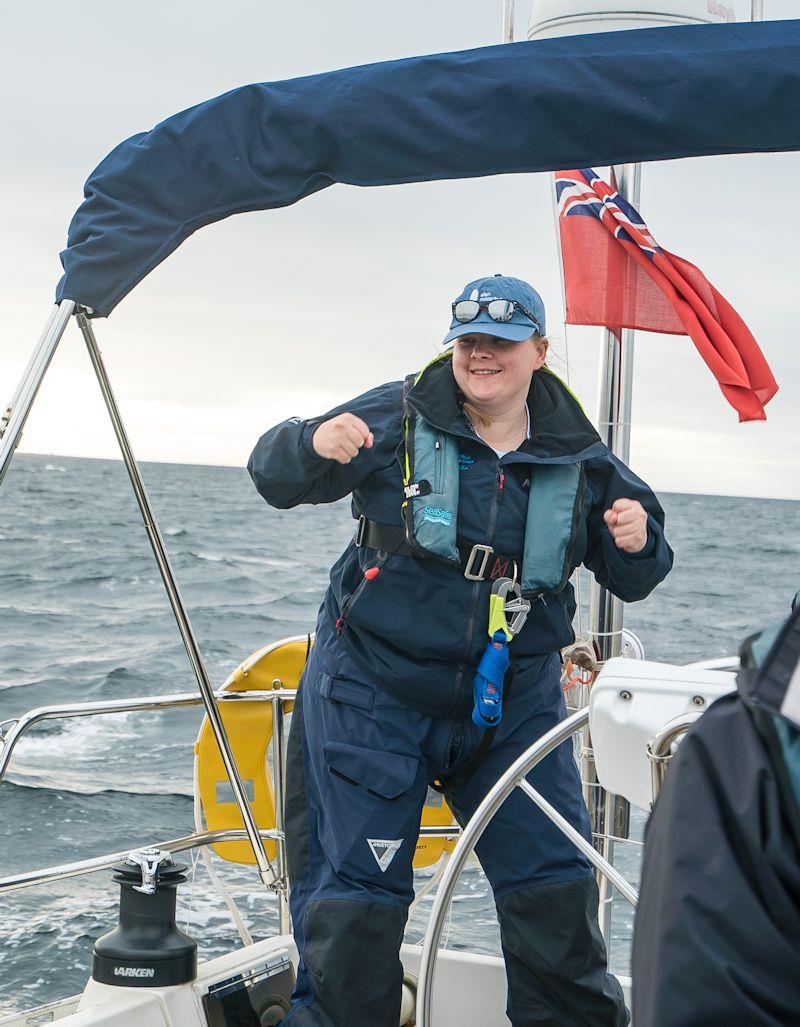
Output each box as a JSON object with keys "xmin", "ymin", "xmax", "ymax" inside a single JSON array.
[{"xmin": 355, "ymin": 515, "xmax": 521, "ymax": 583}]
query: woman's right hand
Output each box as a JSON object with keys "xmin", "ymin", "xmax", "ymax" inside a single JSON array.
[{"xmin": 311, "ymin": 413, "xmax": 374, "ymax": 464}]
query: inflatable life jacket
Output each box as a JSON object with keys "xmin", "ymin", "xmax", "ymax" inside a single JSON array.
[{"xmin": 399, "ymin": 356, "xmax": 586, "ymax": 597}]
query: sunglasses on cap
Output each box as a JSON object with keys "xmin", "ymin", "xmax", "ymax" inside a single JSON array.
[{"xmin": 452, "ymin": 298, "xmax": 541, "ymax": 333}]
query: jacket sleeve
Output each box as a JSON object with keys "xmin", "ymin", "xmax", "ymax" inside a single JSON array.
[
  {"xmin": 582, "ymin": 450, "xmax": 674, "ymax": 602},
  {"xmin": 247, "ymin": 380, "xmax": 404, "ymax": 508}
]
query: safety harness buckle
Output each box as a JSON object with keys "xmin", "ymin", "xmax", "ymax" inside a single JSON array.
[
  {"xmin": 355, "ymin": 514, "xmax": 367, "ymax": 547},
  {"xmin": 464, "ymin": 543, "xmax": 494, "ymax": 581}
]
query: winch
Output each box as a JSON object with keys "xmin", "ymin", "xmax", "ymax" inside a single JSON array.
[{"xmin": 92, "ymin": 847, "xmax": 198, "ymax": 988}]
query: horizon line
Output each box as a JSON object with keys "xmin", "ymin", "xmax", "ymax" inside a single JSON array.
[{"xmin": 13, "ymin": 450, "xmax": 799, "ymax": 505}]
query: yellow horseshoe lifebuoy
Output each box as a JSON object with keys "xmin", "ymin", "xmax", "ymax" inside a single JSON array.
[{"xmin": 194, "ymin": 635, "xmax": 458, "ymax": 869}]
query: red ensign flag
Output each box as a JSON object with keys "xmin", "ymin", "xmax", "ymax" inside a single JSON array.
[{"xmin": 555, "ymin": 169, "xmax": 778, "ymax": 422}]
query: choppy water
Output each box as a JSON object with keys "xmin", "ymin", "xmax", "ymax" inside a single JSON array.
[{"xmin": 1, "ymin": 453, "xmax": 797, "ymax": 1016}]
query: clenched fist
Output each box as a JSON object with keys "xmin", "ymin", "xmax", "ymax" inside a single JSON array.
[
  {"xmin": 603, "ymin": 498, "xmax": 648, "ymax": 554},
  {"xmin": 312, "ymin": 413, "xmax": 374, "ymax": 464}
]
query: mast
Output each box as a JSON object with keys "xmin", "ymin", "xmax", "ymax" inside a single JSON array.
[
  {"xmin": 584, "ymin": 164, "xmax": 640, "ymax": 941},
  {"xmin": 588, "ymin": 162, "xmax": 642, "ymax": 664},
  {"xmin": 526, "ymin": 0, "xmax": 736, "ymax": 944}
]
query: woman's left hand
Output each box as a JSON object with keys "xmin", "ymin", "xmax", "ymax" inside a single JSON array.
[{"xmin": 603, "ymin": 498, "xmax": 649, "ymax": 553}]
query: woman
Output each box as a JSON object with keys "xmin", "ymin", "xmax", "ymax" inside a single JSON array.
[{"xmin": 248, "ymin": 274, "xmax": 673, "ymax": 1027}]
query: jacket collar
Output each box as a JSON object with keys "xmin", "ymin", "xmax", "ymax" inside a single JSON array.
[
  {"xmin": 406, "ymin": 354, "xmax": 603, "ymax": 461},
  {"xmin": 738, "ymin": 606, "xmax": 800, "ymax": 729}
]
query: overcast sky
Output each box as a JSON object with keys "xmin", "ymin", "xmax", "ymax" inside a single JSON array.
[{"xmin": 1, "ymin": 0, "xmax": 798, "ymax": 500}]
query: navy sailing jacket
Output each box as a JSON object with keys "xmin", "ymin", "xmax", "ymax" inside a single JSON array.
[
  {"xmin": 633, "ymin": 608, "xmax": 800, "ymax": 1026},
  {"xmin": 248, "ymin": 360, "xmax": 673, "ymax": 716}
]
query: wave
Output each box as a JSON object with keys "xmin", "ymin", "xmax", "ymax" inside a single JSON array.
[
  {"xmin": 230, "ymin": 553, "xmax": 297, "ymax": 568},
  {"xmin": 0, "ymin": 607, "xmax": 70, "ymax": 623},
  {"xmin": 2, "ymin": 771, "xmax": 195, "ymax": 799},
  {"xmin": 66, "ymin": 573, "xmax": 117, "ymax": 586},
  {"xmin": 11, "ymin": 712, "xmax": 140, "ymax": 755},
  {"xmin": 185, "ymin": 549, "xmax": 304, "ymax": 569},
  {"xmin": 188, "ymin": 550, "xmax": 227, "ymax": 564}
]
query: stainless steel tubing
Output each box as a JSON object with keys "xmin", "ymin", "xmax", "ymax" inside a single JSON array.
[
  {"xmin": 751, "ymin": 0, "xmax": 763, "ymax": 20},
  {"xmin": 271, "ymin": 694, "xmax": 291, "ymax": 934},
  {"xmin": 0, "ymin": 823, "xmax": 461, "ymax": 900},
  {"xmin": 686, "ymin": 656, "xmax": 739, "ymax": 672},
  {"xmin": 647, "ymin": 713, "xmax": 700, "ymax": 802},
  {"xmin": 0, "ymin": 692, "xmax": 200, "ymax": 781},
  {"xmin": 517, "ymin": 779, "xmax": 638, "ymax": 907},
  {"xmin": 417, "ymin": 708, "xmax": 639, "ymax": 1027},
  {"xmin": 585, "ymin": 161, "xmax": 641, "ymax": 944},
  {"xmin": 0, "ymin": 688, "xmax": 300, "ymax": 784},
  {"xmin": 588, "ymin": 161, "xmax": 641, "ymax": 664},
  {"xmin": 0, "ymin": 828, "xmax": 282, "ymax": 895},
  {"xmin": 216, "ymin": 689, "xmax": 297, "ymax": 701},
  {"xmin": 75, "ymin": 310, "xmax": 276, "ymax": 889},
  {"xmin": 0, "ymin": 301, "xmax": 75, "ymax": 487}
]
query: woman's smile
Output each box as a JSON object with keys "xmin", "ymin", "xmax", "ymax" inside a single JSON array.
[{"xmin": 453, "ymin": 332, "xmax": 546, "ymax": 414}]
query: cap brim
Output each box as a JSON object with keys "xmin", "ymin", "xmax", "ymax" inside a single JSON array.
[{"xmin": 442, "ymin": 316, "xmax": 538, "ymax": 346}]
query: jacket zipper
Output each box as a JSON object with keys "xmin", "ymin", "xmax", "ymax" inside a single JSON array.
[
  {"xmin": 434, "ymin": 432, "xmax": 444, "ymax": 493},
  {"xmin": 451, "ymin": 463, "xmax": 505, "ymax": 711},
  {"xmin": 336, "ymin": 554, "xmax": 385, "ymax": 632}
]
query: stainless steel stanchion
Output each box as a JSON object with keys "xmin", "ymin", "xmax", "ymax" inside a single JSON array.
[{"xmin": 75, "ymin": 308, "xmax": 277, "ymax": 889}]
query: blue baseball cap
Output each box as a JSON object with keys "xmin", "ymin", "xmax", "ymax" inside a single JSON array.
[{"xmin": 443, "ymin": 274, "xmax": 546, "ymax": 345}]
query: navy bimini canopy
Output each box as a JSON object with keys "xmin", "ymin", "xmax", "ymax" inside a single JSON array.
[{"xmin": 57, "ymin": 20, "xmax": 800, "ymax": 317}]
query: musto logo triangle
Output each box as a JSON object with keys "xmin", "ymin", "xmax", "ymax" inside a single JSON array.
[{"xmin": 367, "ymin": 838, "xmax": 403, "ymax": 872}]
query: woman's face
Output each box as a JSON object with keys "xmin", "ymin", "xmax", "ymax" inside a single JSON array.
[{"xmin": 451, "ymin": 333, "xmax": 547, "ymax": 413}]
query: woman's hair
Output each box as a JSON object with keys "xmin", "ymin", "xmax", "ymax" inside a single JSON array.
[
  {"xmin": 452, "ymin": 333, "xmax": 549, "ymax": 430},
  {"xmin": 462, "ymin": 400, "xmax": 493, "ymax": 430}
]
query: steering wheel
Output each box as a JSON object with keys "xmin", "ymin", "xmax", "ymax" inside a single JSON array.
[{"xmin": 415, "ymin": 707, "xmax": 638, "ymax": 1027}]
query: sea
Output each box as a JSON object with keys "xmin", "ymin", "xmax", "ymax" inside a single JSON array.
[{"xmin": 0, "ymin": 452, "xmax": 797, "ymax": 1017}]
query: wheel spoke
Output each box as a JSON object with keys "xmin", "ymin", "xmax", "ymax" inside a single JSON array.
[
  {"xmin": 416, "ymin": 708, "xmax": 591, "ymax": 1027},
  {"xmin": 516, "ymin": 777, "xmax": 639, "ymax": 907}
]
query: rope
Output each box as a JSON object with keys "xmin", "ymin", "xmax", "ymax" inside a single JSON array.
[
  {"xmin": 574, "ymin": 569, "xmax": 585, "ymax": 641},
  {"xmin": 547, "ymin": 168, "xmax": 571, "ymax": 383},
  {"xmin": 410, "ymin": 849, "xmax": 453, "ymax": 935},
  {"xmin": 183, "ymin": 847, "xmax": 201, "ymax": 933},
  {"xmin": 193, "ymin": 755, "xmax": 254, "ymax": 946},
  {"xmin": 549, "ymin": 168, "xmax": 591, "ymax": 646}
]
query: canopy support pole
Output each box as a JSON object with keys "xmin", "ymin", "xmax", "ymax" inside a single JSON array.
[
  {"xmin": 0, "ymin": 301, "xmax": 75, "ymax": 488},
  {"xmin": 74, "ymin": 309, "xmax": 279, "ymax": 893},
  {"xmin": 583, "ymin": 162, "xmax": 641, "ymax": 946}
]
